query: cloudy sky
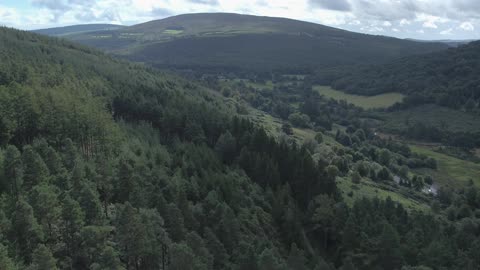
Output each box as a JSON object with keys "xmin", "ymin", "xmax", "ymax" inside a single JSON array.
[{"xmin": 1, "ymin": 0, "xmax": 479, "ymax": 40}]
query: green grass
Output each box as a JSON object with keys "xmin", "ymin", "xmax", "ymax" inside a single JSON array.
[
  {"xmin": 244, "ymin": 80, "xmax": 274, "ymax": 90},
  {"xmin": 314, "ymin": 86, "xmax": 405, "ymax": 109},
  {"xmin": 410, "ymin": 145, "xmax": 480, "ymax": 187},
  {"xmin": 337, "ymin": 177, "xmax": 430, "ymax": 212},
  {"xmin": 163, "ymin": 29, "xmax": 184, "ymax": 35},
  {"xmin": 382, "ymin": 104, "xmax": 480, "ymax": 133}
]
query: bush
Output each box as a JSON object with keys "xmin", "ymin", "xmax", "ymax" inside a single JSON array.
[{"xmin": 288, "ymin": 113, "xmax": 310, "ymax": 128}]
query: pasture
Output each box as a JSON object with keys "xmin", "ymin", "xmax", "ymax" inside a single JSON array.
[
  {"xmin": 314, "ymin": 86, "xmax": 405, "ymax": 109},
  {"xmin": 410, "ymin": 145, "xmax": 480, "ymax": 187}
]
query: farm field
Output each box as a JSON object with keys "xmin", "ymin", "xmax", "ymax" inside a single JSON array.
[
  {"xmin": 410, "ymin": 145, "xmax": 480, "ymax": 187},
  {"xmin": 314, "ymin": 85, "xmax": 405, "ymax": 109},
  {"xmin": 336, "ymin": 177, "xmax": 430, "ymax": 212}
]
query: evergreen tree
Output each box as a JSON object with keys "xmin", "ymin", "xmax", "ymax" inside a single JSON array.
[
  {"xmin": 90, "ymin": 246, "xmax": 125, "ymax": 270},
  {"xmin": 11, "ymin": 198, "xmax": 43, "ymax": 263},
  {"xmin": 340, "ymin": 257, "xmax": 357, "ymax": 270},
  {"xmin": 29, "ymin": 183, "xmax": 61, "ymax": 240},
  {"xmin": 166, "ymin": 203, "xmax": 186, "ymax": 242},
  {"xmin": 257, "ymin": 247, "xmax": 287, "ymax": 270},
  {"xmin": 186, "ymin": 231, "xmax": 214, "ymax": 269},
  {"xmin": 22, "ymin": 146, "xmax": 49, "ymax": 191},
  {"xmin": 169, "ymin": 242, "xmax": 207, "ymax": 270},
  {"xmin": 60, "ymin": 195, "xmax": 85, "ymax": 263},
  {"xmin": 76, "ymin": 182, "xmax": 103, "ymax": 225},
  {"xmin": 28, "ymin": 245, "xmax": 57, "ymax": 270},
  {"xmin": 215, "ymin": 131, "xmax": 237, "ymax": 164},
  {"xmin": 3, "ymin": 145, "xmax": 23, "ymax": 197},
  {"xmin": 378, "ymin": 223, "xmax": 403, "ymax": 269},
  {"xmin": 0, "ymin": 243, "xmax": 16, "ymax": 270},
  {"xmin": 287, "ymin": 243, "xmax": 308, "ymax": 270},
  {"xmin": 205, "ymin": 227, "xmax": 229, "ymax": 269}
]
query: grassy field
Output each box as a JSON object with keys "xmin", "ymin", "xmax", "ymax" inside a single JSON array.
[
  {"xmin": 163, "ymin": 29, "xmax": 184, "ymax": 35},
  {"xmin": 382, "ymin": 104, "xmax": 480, "ymax": 133},
  {"xmin": 314, "ymin": 86, "xmax": 405, "ymax": 109},
  {"xmin": 337, "ymin": 177, "xmax": 430, "ymax": 212},
  {"xmin": 244, "ymin": 80, "xmax": 274, "ymax": 90},
  {"xmin": 410, "ymin": 145, "xmax": 480, "ymax": 187}
]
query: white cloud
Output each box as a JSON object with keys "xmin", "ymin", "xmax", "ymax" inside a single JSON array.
[
  {"xmin": 440, "ymin": 28, "xmax": 453, "ymax": 35},
  {"xmin": 417, "ymin": 14, "xmax": 449, "ymax": 29},
  {"xmin": 399, "ymin": 19, "xmax": 411, "ymax": 26},
  {"xmin": 459, "ymin": 21, "xmax": 474, "ymax": 31},
  {"xmin": 0, "ymin": 0, "xmax": 478, "ymax": 40}
]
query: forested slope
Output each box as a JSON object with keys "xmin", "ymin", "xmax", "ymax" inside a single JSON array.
[
  {"xmin": 38, "ymin": 13, "xmax": 448, "ymax": 72},
  {"xmin": 0, "ymin": 27, "xmax": 479, "ymax": 270},
  {"xmin": 314, "ymin": 41, "xmax": 480, "ymax": 112}
]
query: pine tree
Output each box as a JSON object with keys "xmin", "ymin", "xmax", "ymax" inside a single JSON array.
[
  {"xmin": 215, "ymin": 131, "xmax": 237, "ymax": 164},
  {"xmin": 340, "ymin": 257, "xmax": 357, "ymax": 270},
  {"xmin": 0, "ymin": 243, "xmax": 16, "ymax": 270},
  {"xmin": 378, "ymin": 223, "xmax": 403, "ymax": 269},
  {"xmin": 29, "ymin": 244, "xmax": 57, "ymax": 270},
  {"xmin": 204, "ymin": 227, "xmax": 229, "ymax": 269},
  {"xmin": 115, "ymin": 202, "xmax": 145, "ymax": 269},
  {"xmin": 3, "ymin": 145, "xmax": 23, "ymax": 197},
  {"xmin": 60, "ymin": 195, "xmax": 85, "ymax": 263},
  {"xmin": 170, "ymin": 242, "xmax": 207, "ymax": 270},
  {"xmin": 257, "ymin": 247, "xmax": 287, "ymax": 270},
  {"xmin": 342, "ymin": 214, "xmax": 359, "ymax": 252},
  {"xmin": 287, "ymin": 243, "xmax": 308, "ymax": 270},
  {"xmin": 166, "ymin": 203, "xmax": 185, "ymax": 242},
  {"xmin": 186, "ymin": 231, "xmax": 214, "ymax": 269},
  {"xmin": 90, "ymin": 246, "xmax": 125, "ymax": 270},
  {"xmin": 29, "ymin": 184, "xmax": 61, "ymax": 241},
  {"xmin": 12, "ymin": 198, "xmax": 44, "ymax": 263},
  {"xmin": 22, "ymin": 146, "xmax": 49, "ymax": 191},
  {"xmin": 76, "ymin": 182, "xmax": 103, "ymax": 225}
]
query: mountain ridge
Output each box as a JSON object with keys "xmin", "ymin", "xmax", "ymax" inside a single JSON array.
[{"xmin": 34, "ymin": 12, "xmax": 449, "ymax": 72}]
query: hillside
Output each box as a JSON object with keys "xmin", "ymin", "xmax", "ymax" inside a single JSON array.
[
  {"xmin": 1, "ymin": 26, "xmax": 480, "ymax": 269},
  {"xmin": 37, "ymin": 13, "xmax": 448, "ymax": 72},
  {"xmin": 33, "ymin": 24, "xmax": 125, "ymax": 36},
  {"xmin": 316, "ymin": 41, "xmax": 480, "ymax": 111}
]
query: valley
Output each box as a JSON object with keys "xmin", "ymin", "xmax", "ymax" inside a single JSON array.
[{"xmin": 0, "ymin": 10, "xmax": 478, "ymax": 270}]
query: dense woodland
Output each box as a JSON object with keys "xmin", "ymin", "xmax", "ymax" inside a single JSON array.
[
  {"xmin": 313, "ymin": 41, "xmax": 480, "ymax": 112},
  {"xmin": 0, "ymin": 27, "xmax": 480, "ymax": 270},
  {"xmin": 309, "ymin": 41, "xmax": 480, "ymax": 147}
]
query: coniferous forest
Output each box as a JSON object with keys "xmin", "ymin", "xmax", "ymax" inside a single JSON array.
[{"xmin": 0, "ymin": 15, "xmax": 480, "ymax": 270}]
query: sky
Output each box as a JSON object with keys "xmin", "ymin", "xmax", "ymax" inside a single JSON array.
[{"xmin": 0, "ymin": 0, "xmax": 480, "ymax": 40}]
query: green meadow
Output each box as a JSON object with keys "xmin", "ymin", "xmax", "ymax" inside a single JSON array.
[
  {"xmin": 314, "ymin": 85, "xmax": 405, "ymax": 109},
  {"xmin": 410, "ymin": 145, "xmax": 480, "ymax": 187},
  {"xmin": 336, "ymin": 177, "xmax": 430, "ymax": 212}
]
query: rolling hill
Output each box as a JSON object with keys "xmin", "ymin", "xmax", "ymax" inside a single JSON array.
[
  {"xmin": 35, "ymin": 13, "xmax": 448, "ymax": 72},
  {"xmin": 33, "ymin": 24, "xmax": 125, "ymax": 37}
]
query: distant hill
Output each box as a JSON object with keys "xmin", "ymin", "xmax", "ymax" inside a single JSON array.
[
  {"xmin": 314, "ymin": 41, "xmax": 480, "ymax": 111},
  {"xmin": 35, "ymin": 13, "xmax": 448, "ymax": 72},
  {"xmin": 33, "ymin": 24, "xmax": 125, "ymax": 36},
  {"xmin": 405, "ymin": 38, "xmax": 476, "ymax": 47}
]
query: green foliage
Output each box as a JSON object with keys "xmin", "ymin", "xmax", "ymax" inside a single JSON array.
[
  {"xmin": 0, "ymin": 25, "xmax": 477, "ymax": 270},
  {"xmin": 317, "ymin": 41, "xmax": 480, "ymax": 112},
  {"xmin": 289, "ymin": 112, "xmax": 311, "ymax": 128},
  {"xmin": 28, "ymin": 245, "xmax": 57, "ymax": 270},
  {"xmin": 0, "ymin": 243, "xmax": 16, "ymax": 270}
]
